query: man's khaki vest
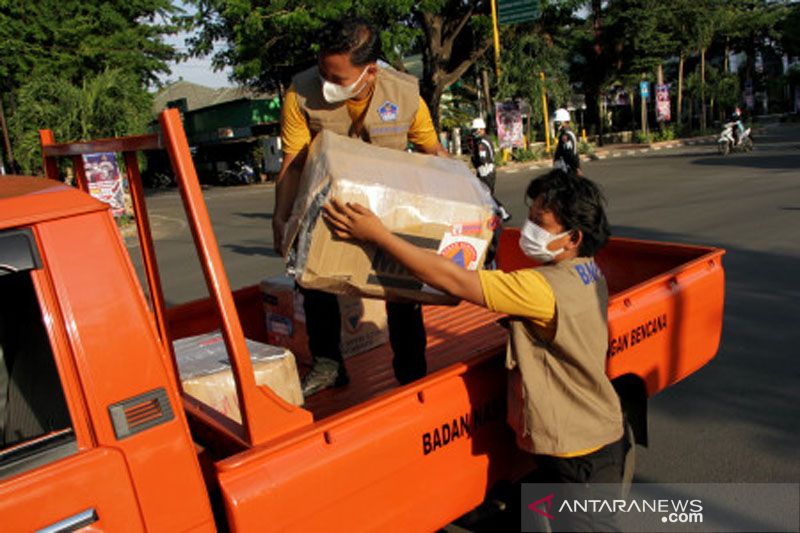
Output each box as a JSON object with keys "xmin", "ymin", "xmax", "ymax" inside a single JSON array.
[
  {"xmin": 506, "ymin": 257, "xmax": 623, "ymax": 455},
  {"xmin": 292, "ymin": 65, "xmax": 420, "ymax": 151}
]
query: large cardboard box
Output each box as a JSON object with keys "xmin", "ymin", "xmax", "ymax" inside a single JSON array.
[
  {"xmin": 174, "ymin": 331, "xmax": 303, "ymax": 421},
  {"xmin": 261, "ymin": 275, "xmax": 388, "ymax": 366},
  {"xmin": 283, "ymin": 130, "xmax": 496, "ymax": 304}
]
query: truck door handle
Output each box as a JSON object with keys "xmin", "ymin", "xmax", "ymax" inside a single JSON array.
[{"xmin": 37, "ymin": 508, "xmax": 98, "ymax": 533}]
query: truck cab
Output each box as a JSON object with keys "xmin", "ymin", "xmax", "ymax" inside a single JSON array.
[{"xmin": 0, "ymin": 110, "xmax": 726, "ymax": 531}]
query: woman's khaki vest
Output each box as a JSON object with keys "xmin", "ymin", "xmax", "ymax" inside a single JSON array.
[
  {"xmin": 506, "ymin": 258, "xmax": 623, "ymax": 455},
  {"xmin": 292, "ymin": 65, "xmax": 420, "ymax": 151}
]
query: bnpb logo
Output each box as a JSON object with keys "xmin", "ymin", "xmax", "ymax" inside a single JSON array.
[{"xmin": 440, "ymin": 241, "xmax": 478, "ymax": 269}]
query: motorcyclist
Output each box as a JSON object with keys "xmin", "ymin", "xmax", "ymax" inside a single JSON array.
[
  {"xmin": 730, "ymin": 107, "xmax": 745, "ymax": 146},
  {"xmin": 552, "ymin": 108, "xmax": 581, "ymax": 175}
]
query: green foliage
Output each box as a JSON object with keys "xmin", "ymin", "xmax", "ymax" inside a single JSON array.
[
  {"xmin": 186, "ymin": 0, "xmax": 493, "ymax": 127},
  {"xmin": 653, "ymin": 125, "xmax": 676, "ymax": 142},
  {"xmin": 577, "ymin": 140, "xmax": 595, "ymax": 156},
  {"xmin": 0, "ymin": 1, "xmax": 179, "ymax": 90},
  {"xmin": 10, "ymin": 70, "xmax": 152, "ymax": 174},
  {"xmin": 510, "ymin": 147, "xmax": 539, "ymax": 162},
  {"xmin": 634, "ymin": 131, "xmax": 653, "ymax": 144}
]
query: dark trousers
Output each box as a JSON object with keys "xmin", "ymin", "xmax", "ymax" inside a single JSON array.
[
  {"xmin": 299, "ymin": 286, "xmax": 427, "ymax": 384},
  {"xmin": 523, "ymin": 436, "xmax": 626, "ymax": 532}
]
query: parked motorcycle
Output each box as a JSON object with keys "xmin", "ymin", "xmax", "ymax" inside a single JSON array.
[
  {"xmin": 718, "ymin": 122, "xmax": 753, "ymax": 155},
  {"xmin": 219, "ymin": 161, "xmax": 255, "ymax": 186}
]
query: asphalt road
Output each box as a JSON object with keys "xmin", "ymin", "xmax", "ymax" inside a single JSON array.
[{"xmin": 132, "ymin": 122, "xmax": 800, "ymax": 485}]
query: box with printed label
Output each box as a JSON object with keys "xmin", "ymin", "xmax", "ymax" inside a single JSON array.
[
  {"xmin": 261, "ymin": 275, "xmax": 388, "ymax": 366},
  {"xmin": 282, "ymin": 130, "xmax": 497, "ymax": 305},
  {"xmin": 174, "ymin": 330, "xmax": 303, "ymax": 421}
]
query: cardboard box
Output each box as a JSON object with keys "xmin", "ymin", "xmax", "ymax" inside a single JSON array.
[
  {"xmin": 174, "ymin": 331, "xmax": 303, "ymax": 421},
  {"xmin": 261, "ymin": 275, "xmax": 388, "ymax": 366},
  {"xmin": 283, "ymin": 130, "xmax": 497, "ymax": 304}
]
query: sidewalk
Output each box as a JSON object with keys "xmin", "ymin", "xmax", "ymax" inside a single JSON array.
[{"xmin": 498, "ymin": 133, "xmax": 719, "ymax": 173}]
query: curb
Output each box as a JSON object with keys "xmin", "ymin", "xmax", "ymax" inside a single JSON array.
[{"xmin": 497, "ymin": 131, "xmax": 751, "ymax": 173}]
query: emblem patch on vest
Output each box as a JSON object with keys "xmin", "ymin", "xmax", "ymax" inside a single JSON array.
[{"xmin": 377, "ymin": 100, "xmax": 398, "ymax": 122}]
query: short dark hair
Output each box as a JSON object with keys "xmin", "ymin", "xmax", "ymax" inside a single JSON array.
[
  {"xmin": 320, "ymin": 18, "xmax": 382, "ymax": 67},
  {"xmin": 525, "ymin": 170, "xmax": 610, "ymax": 257}
]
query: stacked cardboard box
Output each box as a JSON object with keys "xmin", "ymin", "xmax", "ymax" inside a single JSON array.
[
  {"xmin": 174, "ymin": 331, "xmax": 303, "ymax": 421},
  {"xmin": 283, "ymin": 130, "xmax": 497, "ymax": 305},
  {"xmin": 261, "ymin": 275, "xmax": 388, "ymax": 366}
]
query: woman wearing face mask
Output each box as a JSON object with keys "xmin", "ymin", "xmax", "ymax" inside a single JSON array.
[
  {"xmin": 273, "ymin": 17, "xmax": 449, "ymax": 397},
  {"xmin": 323, "ymin": 170, "xmax": 626, "ymax": 528}
]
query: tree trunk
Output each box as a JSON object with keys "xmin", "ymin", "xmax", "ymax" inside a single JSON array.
[
  {"xmin": 591, "ymin": 0, "xmax": 604, "ymax": 145},
  {"xmin": 678, "ymin": 53, "xmax": 684, "ymax": 129},
  {"xmin": 0, "ymin": 95, "xmax": 16, "ymax": 174},
  {"xmin": 700, "ymin": 47, "xmax": 706, "ymax": 133},
  {"xmin": 418, "ymin": 9, "xmax": 492, "ymax": 132},
  {"xmin": 481, "ymin": 69, "xmax": 493, "ymax": 130}
]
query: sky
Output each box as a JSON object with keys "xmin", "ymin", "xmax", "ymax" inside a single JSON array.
[{"xmin": 157, "ymin": 2, "xmax": 234, "ymax": 88}]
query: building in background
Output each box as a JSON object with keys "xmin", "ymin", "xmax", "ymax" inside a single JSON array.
[{"xmin": 151, "ymin": 81, "xmax": 283, "ymax": 184}]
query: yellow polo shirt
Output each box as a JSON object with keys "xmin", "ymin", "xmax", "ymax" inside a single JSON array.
[
  {"xmin": 280, "ymin": 82, "xmax": 439, "ymax": 155},
  {"xmin": 478, "ymin": 268, "xmax": 604, "ymax": 458}
]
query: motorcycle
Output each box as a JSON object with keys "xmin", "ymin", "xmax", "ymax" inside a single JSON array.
[
  {"xmin": 718, "ymin": 122, "xmax": 753, "ymax": 155},
  {"xmin": 219, "ymin": 161, "xmax": 255, "ymax": 186}
]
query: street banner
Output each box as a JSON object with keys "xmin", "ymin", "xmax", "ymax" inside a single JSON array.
[
  {"xmin": 744, "ymin": 80, "xmax": 754, "ymax": 110},
  {"xmin": 83, "ymin": 152, "xmax": 125, "ymax": 216},
  {"xmin": 795, "ymin": 86, "xmax": 800, "ymax": 114},
  {"xmin": 495, "ymin": 101, "xmax": 525, "ymax": 149},
  {"xmin": 639, "ymin": 81, "xmax": 650, "ymax": 100},
  {"xmin": 655, "ymin": 84, "xmax": 671, "ymax": 122}
]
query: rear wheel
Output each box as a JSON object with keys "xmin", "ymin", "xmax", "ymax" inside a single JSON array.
[{"xmin": 744, "ymin": 137, "xmax": 754, "ymax": 152}]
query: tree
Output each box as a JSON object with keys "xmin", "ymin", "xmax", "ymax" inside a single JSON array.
[
  {"xmin": 185, "ymin": 0, "xmax": 495, "ymax": 128},
  {"xmin": 9, "ymin": 70, "xmax": 153, "ymax": 174},
  {"xmin": 0, "ymin": 1, "xmax": 180, "ymax": 173}
]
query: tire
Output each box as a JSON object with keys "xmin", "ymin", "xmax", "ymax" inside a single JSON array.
[
  {"xmin": 744, "ymin": 137, "xmax": 754, "ymax": 152},
  {"xmin": 718, "ymin": 141, "xmax": 729, "ymax": 156}
]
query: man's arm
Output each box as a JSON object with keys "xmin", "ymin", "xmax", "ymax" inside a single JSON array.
[
  {"xmin": 322, "ymin": 199, "xmax": 485, "ymax": 305},
  {"xmin": 272, "ymin": 148, "xmax": 307, "ymax": 254},
  {"xmin": 409, "ymin": 97, "xmax": 450, "ymax": 157}
]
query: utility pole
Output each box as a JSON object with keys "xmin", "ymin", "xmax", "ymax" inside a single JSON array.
[
  {"xmin": 490, "ymin": 0, "xmax": 502, "ymax": 78},
  {"xmin": 540, "ymin": 72, "xmax": 551, "ymax": 154}
]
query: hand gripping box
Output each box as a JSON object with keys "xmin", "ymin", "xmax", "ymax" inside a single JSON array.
[
  {"xmin": 174, "ymin": 331, "xmax": 303, "ymax": 421},
  {"xmin": 283, "ymin": 130, "xmax": 497, "ymax": 305},
  {"xmin": 261, "ymin": 275, "xmax": 388, "ymax": 366}
]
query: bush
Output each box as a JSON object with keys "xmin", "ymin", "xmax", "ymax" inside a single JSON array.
[
  {"xmin": 653, "ymin": 125, "xmax": 676, "ymax": 142},
  {"xmin": 578, "ymin": 141, "xmax": 595, "ymax": 157},
  {"xmin": 634, "ymin": 131, "xmax": 654, "ymax": 144},
  {"xmin": 511, "ymin": 148, "xmax": 538, "ymax": 162}
]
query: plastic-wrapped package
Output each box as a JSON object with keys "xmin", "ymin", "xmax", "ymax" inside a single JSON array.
[
  {"xmin": 260, "ymin": 275, "xmax": 388, "ymax": 366},
  {"xmin": 174, "ymin": 331, "xmax": 303, "ymax": 421},
  {"xmin": 284, "ymin": 130, "xmax": 497, "ymax": 304}
]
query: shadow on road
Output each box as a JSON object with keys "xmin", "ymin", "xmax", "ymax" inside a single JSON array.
[
  {"xmin": 691, "ymin": 152, "xmax": 800, "ymax": 170},
  {"xmin": 613, "ymin": 224, "xmax": 800, "ymax": 478}
]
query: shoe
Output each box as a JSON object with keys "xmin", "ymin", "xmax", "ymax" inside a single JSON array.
[
  {"xmin": 301, "ymin": 357, "xmax": 349, "ymax": 397},
  {"xmin": 498, "ymin": 205, "xmax": 512, "ymax": 223}
]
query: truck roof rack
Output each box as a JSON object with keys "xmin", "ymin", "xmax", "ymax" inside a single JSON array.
[{"xmin": 39, "ymin": 109, "xmax": 312, "ymax": 447}]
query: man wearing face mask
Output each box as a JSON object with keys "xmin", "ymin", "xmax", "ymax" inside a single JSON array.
[
  {"xmin": 273, "ymin": 17, "xmax": 448, "ymax": 396},
  {"xmin": 322, "ymin": 170, "xmax": 626, "ymax": 526}
]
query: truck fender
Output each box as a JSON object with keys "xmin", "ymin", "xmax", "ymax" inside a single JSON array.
[{"xmin": 612, "ymin": 374, "xmax": 648, "ymax": 447}]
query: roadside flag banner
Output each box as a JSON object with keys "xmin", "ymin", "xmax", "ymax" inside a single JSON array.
[
  {"xmin": 496, "ymin": 101, "xmax": 525, "ymax": 149},
  {"xmin": 656, "ymin": 84, "xmax": 671, "ymax": 122},
  {"xmin": 83, "ymin": 152, "xmax": 125, "ymax": 216}
]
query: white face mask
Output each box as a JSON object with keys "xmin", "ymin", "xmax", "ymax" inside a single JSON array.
[
  {"xmin": 321, "ymin": 66, "xmax": 370, "ymax": 103},
  {"xmin": 519, "ymin": 219, "xmax": 570, "ymax": 263}
]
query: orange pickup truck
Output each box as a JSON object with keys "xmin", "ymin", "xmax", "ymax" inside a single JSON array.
[{"xmin": 0, "ymin": 109, "xmax": 725, "ymax": 532}]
